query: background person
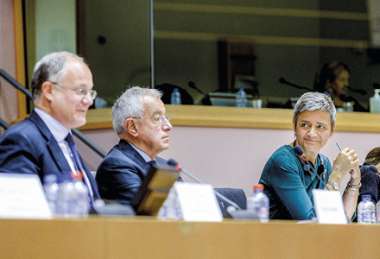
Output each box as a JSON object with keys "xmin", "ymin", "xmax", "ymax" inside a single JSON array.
[
  {"xmin": 359, "ymin": 147, "xmax": 380, "ymax": 203},
  {"xmin": 314, "ymin": 61, "xmax": 365, "ymax": 111}
]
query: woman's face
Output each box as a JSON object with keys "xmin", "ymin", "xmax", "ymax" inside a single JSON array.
[
  {"xmin": 330, "ymin": 69, "xmax": 350, "ymax": 96},
  {"xmin": 294, "ymin": 110, "xmax": 333, "ymax": 156}
]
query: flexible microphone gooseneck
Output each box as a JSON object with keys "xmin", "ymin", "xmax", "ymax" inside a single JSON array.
[
  {"xmin": 278, "ymin": 77, "xmax": 313, "ymax": 91},
  {"xmin": 188, "ymin": 81, "xmax": 206, "ymax": 95},
  {"xmin": 280, "ymin": 77, "xmax": 366, "ymax": 96},
  {"xmin": 167, "ymin": 159, "xmax": 242, "ymax": 211}
]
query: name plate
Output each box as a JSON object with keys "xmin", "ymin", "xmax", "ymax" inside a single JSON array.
[
  {"xmin": 0, "ymin": 174, "xmax": 52, "ymax": 219},
  {"xmin": 176, "ymin": 182, "xmax": 223, "ymax": 222},
  {"xmin": 313, "ymin": 189, "xmax": 347, "ymax": 224}
]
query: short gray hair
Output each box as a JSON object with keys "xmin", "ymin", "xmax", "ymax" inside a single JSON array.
[
  {"xmin": 31, "ymin": 51, "xmax": 86, "ymax": 98},
  {"xmin": 293, "ymin": 92, "xmax": 336, "ymax": 129},
  {"xmin": 112, "ymin": 86, "xmax": 162, "ymax": 134}
]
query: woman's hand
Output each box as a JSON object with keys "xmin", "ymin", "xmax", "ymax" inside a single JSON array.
[{"xmin": 333, "ymin": 148, "xmax": 360, "ymax": 176}]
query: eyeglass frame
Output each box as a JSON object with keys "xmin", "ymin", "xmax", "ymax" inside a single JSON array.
[
  {"xmin": 49, "ymin": 81, "xmax": 97, "ymax": 101},
  {"xmin": 132, "ymin": 114, "xmax": 172, "ymax": 127}
]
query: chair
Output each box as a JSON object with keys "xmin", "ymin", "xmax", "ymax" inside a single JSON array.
[{"xmin": 214, "ymin": 188, "xmax": 247, "ymax": 218}]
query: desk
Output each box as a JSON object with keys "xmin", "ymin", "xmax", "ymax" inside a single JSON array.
[{"xmin": 1, "ymin": 218, "xmax": 379, "ymax": 259}]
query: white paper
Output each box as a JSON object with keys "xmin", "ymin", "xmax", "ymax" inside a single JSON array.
[
  {"xmin": 0, "ymin": 174, "xmax": 52, "ymax": 219},
  {"xmin": 313, "ymin": 189, "xmax": 347, "ymax": 224},
  {"xmin": 175, "ymin": 182, "xmax": 223, "ymax": 222}
]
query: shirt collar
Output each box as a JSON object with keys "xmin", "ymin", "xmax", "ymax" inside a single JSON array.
[
  {"xmin": 129, "ymin": 143, "xmax": 154, "ymax": 163},
  {"xmin": 34, "ymin": 108, "xmax": 70, "ymax": 142}
]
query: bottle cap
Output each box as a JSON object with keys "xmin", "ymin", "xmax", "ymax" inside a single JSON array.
[
  {"xmin": 44, "ymin": 174, "xmax": 57, "ymax": 184},
  {"xmin": 361, "ymin": 194, "xmax": 372, "ymax": 202},
  {"xmin": 253, "ymin": 183, "xmax": 264, "ymax": 191},
  {"xmin": 71, "ymin": 171, "xmax": 84, "ymax": 181}
]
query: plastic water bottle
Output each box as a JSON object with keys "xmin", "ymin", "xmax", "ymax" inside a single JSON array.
[
  {"xmin": 376, "ymin": 200, "xmax": 380, "ymax": 223},
  {"xmin": 247, "ymin": 184, "xmax": 269, "ymax": 222},
  {"xmin": 370, "ymin": 89, "xmax": 380, "ymax": 113},
  {"xmin": 170, "ymin": 88, "xmax": 182, "ymax": 105},
  {"xmin": 56, "ymin": 180, "xmax": 77, "ymax": 217},
  {"xmin": 43, "ymin": 175, "xmax": 59, "ymax": 215},
  {"xmin": 72, "ymin": 174, "xmax": 90, "ymax": 217},
  {"xmin": 235, "ymin": 88, "xmax": 247, "ymax": 107},
  {"xmin": 357, "ymin": 195, "xmax": 376, "ymax": 224},
  {"xmin": 158, "ymin": 187, "xmax": 182, "ymax": 220}
]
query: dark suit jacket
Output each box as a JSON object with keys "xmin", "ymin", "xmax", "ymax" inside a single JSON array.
[
  {"xmin": 96, "ymin": 140, "xmax": 166, "ymax": 205},
  {"xmin": 360, "ymin": 165, "xmax": 380, "ymax": 202},
  {"xmin": 0, "ymin": 111, "xmax": 99, "ymax": 199}
]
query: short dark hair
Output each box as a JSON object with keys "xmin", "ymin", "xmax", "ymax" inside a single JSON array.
[
  {"xmin": 315, "ymin": 61, "xmax": 350, "ymax": 92},
  {"xmin": 365, "ymin": 147, "xmax": 380, "ymax": 166},
  {"xmin": 31, "ymin": 52, "xmax": 85, "ymax": 98}
]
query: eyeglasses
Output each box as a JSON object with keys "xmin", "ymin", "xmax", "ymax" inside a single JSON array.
[
  {"xmin": 152, "ymin": 114, "xmax": 171, "ymax": 126},
  {"xmin": 50, "ymin": 81, "xmax": 97, "ymax": 101},
  {"xmin": 133, "ymin": 114, "xmax": 171, "ymax": 127}
]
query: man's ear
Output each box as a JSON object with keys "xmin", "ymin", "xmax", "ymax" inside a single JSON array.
[
  {"xmin": 125, "ymin": 118, "xmax": 138, "ymax": 137},
  {"xmin": 41, "ymin": 81, "xmax": 54, "ymax": 101},
  {"xmin": 330, "ymin": 127, "xmax": 334, "ymax": 137}
]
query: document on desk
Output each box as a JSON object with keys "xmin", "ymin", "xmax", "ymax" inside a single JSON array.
[
  {"xmin": 175, "ymin": 182, "xmax": 223, "ymax": 222},
  {"xmin": 0, "ymin": 174, "xmax": 52, "ymax": 219},
  {"xmin": 313, "ymin": 189, "xmax": 347, "ymax": 224}
]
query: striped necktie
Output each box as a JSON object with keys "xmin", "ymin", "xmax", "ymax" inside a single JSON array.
[{"xmin": 65, "ymin": 133, "xmax": 94, "ymax": 202}]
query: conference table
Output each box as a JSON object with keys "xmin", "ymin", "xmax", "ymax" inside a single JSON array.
[{"xmin": 1, "ymin": 217, "xmax": 379, "ymax": 259}]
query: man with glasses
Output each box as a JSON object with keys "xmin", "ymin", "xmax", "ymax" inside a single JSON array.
[
  {"xmin": 96, "ymin": 86, "xmax": 172, "ymax": 205},
  {"xmin": 0, "ymin": 51, "xmax": 99, "ymax": 201}
]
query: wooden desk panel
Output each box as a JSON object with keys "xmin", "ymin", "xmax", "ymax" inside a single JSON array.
[
  {"xmin": 1, "ymin": 218, "xmax": 379, "ymax": 259},
  {"xmin": 0, "ymin": 218, "xmax": 105, "ymax": 259},
  {"xmin": 105, "ymin": 219, "xmax": 380, "ymax": 259}
]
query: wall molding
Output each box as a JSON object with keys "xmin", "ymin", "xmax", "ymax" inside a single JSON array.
[
  {"xmin": 155, "ymin": 30, "xmax": 368, "ymax": 49},
  {"xmin": 155, "ymin": 3, "xmax": 368, "ymax": 21}
]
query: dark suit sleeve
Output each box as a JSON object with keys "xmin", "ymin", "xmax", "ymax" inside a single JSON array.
[
  {"xmin": 360, "ymin": 165, "xmax": 380, "ymax": 202},
  {"xmin": 96, "ymin": 156, "xmax": 143, "ymax": 205},
  {"xmin": 0, "ymin": 131, "xmax": 40, "ymax": 175}
]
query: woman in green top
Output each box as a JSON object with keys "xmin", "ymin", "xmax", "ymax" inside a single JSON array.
[{"xmin": 259, "ymin": 92, "xmax": 361, "ymax": 220}]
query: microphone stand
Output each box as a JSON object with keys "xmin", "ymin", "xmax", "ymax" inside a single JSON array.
[
  {"xmin": 279, "ymin": 76, "xmax": 367, "ymax": 98},
  {"xmin": 278, "ymin": 77, "xmax": 313, "ymax": 91},
  {"xmin": 174, "ymin": 164, "xmax": 242, "ymax": 210},
  {"xmin": 180, "ymin": 168, "xmax": 242, "ymax": 210}
]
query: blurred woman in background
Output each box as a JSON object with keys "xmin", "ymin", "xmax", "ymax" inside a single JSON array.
[{"xmin": 314, "ymin": 61, "xmax": 366, "ymax": 111}]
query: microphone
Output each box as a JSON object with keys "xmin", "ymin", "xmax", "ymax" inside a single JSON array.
[
  {"xmin": 187, "ymin": 81, "xmax": 212, "ymax": 105},
  {"xmin": 347, "ymin": 86, "xmax": 366, "ymax": 96},
  {"xmin": 167, "ymin": 159, "xmax": 242, "ymax": 211},
  {"xmin": 188, "ymin": 81, "xmax": 206, "ymax": 95},
  {"xmin": 278, "ymin": 77, "xmax": 313, "ymax": 91}
]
